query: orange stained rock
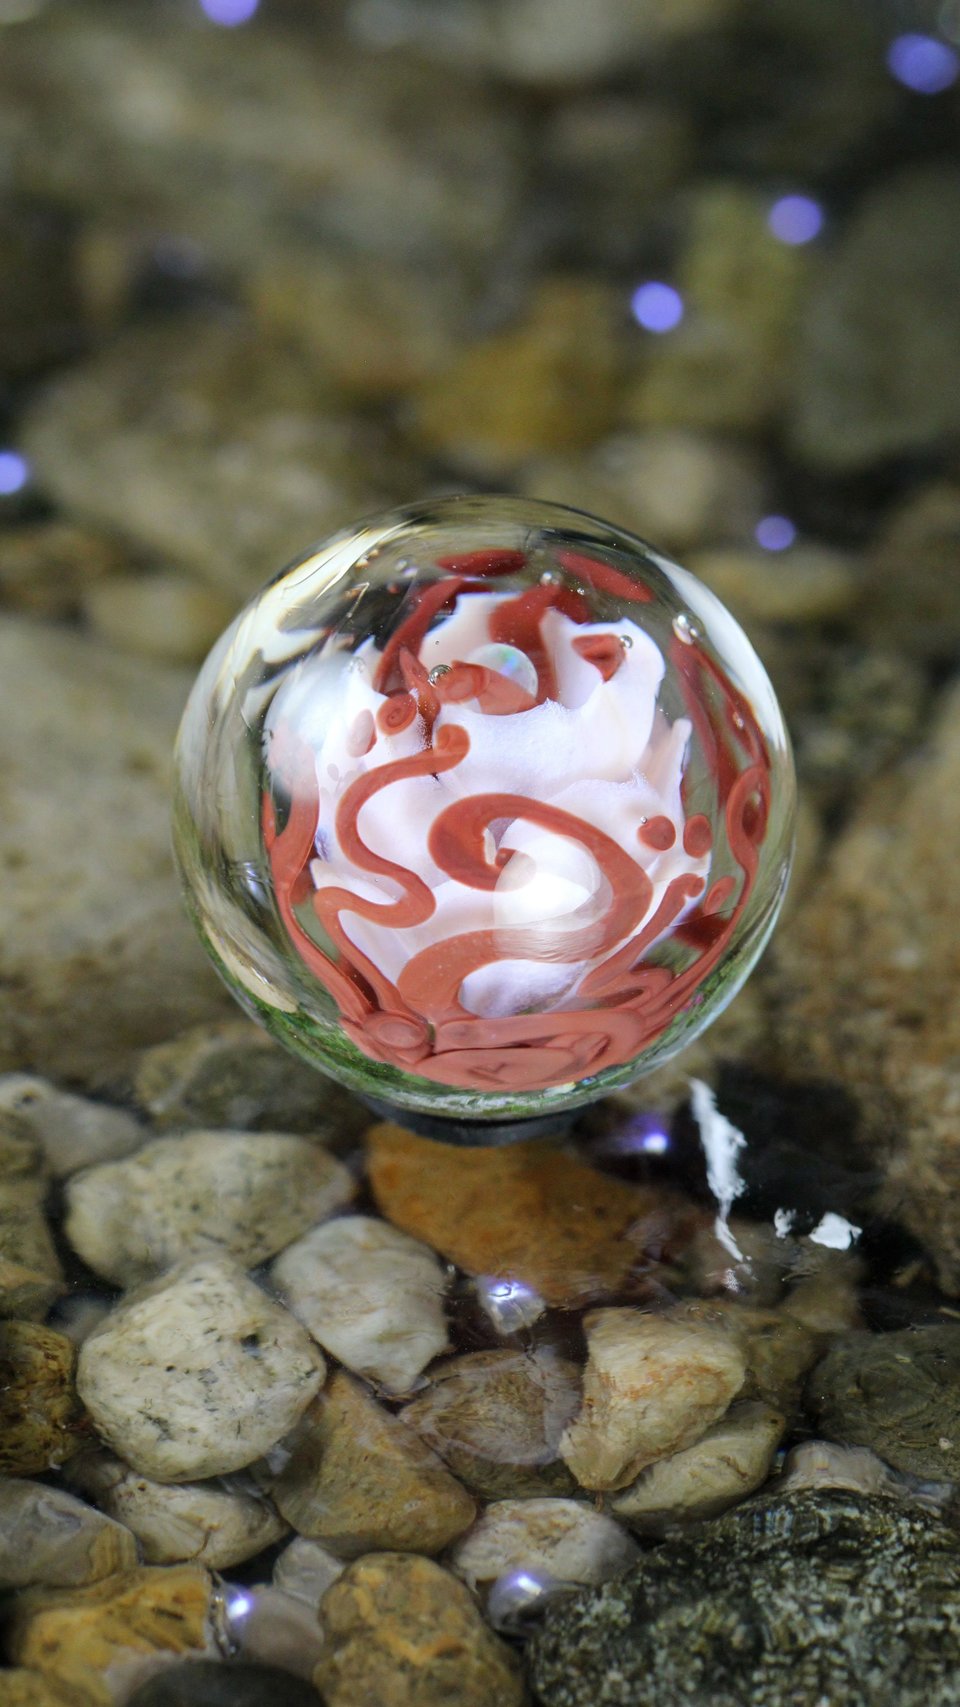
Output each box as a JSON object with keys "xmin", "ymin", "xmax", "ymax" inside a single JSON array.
[{"xmin": 365, "ymin": 1122, "xmax": 703, "ymax": 1308}]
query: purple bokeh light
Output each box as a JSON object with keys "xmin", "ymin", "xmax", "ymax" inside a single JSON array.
[
  {"xmin": 199, "ymin": 0, "xmax": 260, "ymax": 25},
  {"xmin": 0, "ymin": 451, "xmax": 30, "ymax": 496},
  {"xmin": 755, "ymin": 515, "xmax": 797, "ymax": 552},
  {"xmin": 631, "ymin": 281, "xmax": 684, "ymax": 334},
  {"xmin": 887, "ymin": 32, "xmax": 959, "ymax": 92},
  {"xmin": 768, "ymin": 194, "xmax": 823, "ymax": 245}
]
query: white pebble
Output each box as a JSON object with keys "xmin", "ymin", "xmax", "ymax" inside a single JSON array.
[
  {"xmin": 67, "ymin": 1449, "xmax": 288, "ymax": 1569},
  {"xmin": 273, "ymin": 1536, "xmax": 345, "ymax": 1608},
  {"xmin": 0, "ymin": 1073, "xmax": 143, "ymax": 1176},
  {"xmin": 449, "ymin": 1497, "xmax": 639, "ymax": 1594},
  {"xmin": 611, "ymin": 1400, "xmax": 784, "ymax": 1527}
]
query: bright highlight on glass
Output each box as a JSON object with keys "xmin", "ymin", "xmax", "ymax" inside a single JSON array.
[
  {"xmin": 631, "ymin": 281, "xmax": 684, "ymax": 334},
  {"xmin": 755, "ymin": 515, "xmax": 797, "ymax": 552},
  {"xmin": 887, "ymin": 32, "xmax": 959, "ymax": 93},
  {"xmin": 0, "ymin": 451, "xmax": 30, "ymax": 496},
  {"xmin": 767, "ymin": 195, "xmax": 823, "ymax": 246},
  {"xmin": 199, "ymin": 0, "xmax": 259, "ymax": 24}
]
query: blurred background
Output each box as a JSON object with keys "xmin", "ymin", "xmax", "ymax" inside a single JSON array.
[{"xmin": 0, "ymin": 0, "xmax": 959, "ymax": 1109}]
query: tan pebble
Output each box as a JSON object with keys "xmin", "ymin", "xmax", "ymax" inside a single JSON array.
[
  {"xmin": 0, "ymin": 1479, "xmax": 137, "ymax": 1590},
  {"xmin": 0, "ymin": 1175, "xmax": 64, "ymax": 1321},
  {"xmin": 779, "ymin": 1439, "xmax": 896, "ymax": 1498},
  {"xmin": 689, "ymin": 543, "xmax": 858, "ymax": 627},
  {"xmin": 83, "ymin": 571, "xmax": 235, "ymax": 666},
  {"xmin": 272, "ymin": 1536, "xmax": 344, "ymax": 1608},
  {"xmin": 0, "ymin": 1321, "xmax": 85, "ymax": 1474},
  {"xmin": 559, "ymin": 1308, "xmax": 746, "ymax": 1491},
  {"xmin": 270, "ymin": 1369, "xmax": 476, "ymax": 1556},
  {"xmin": 0, "ymin": 1670, "xmax": 93, "ymax": 1707},
  {"xmin": 677, "ymin": 1299, "xmax": 818, "ymax": 1416},
  {"xmin": 0, "ymin": 1074, "xmax": 143, "ymax": 1177},
  {"xmin": 66, "ymin": 1449, "xmax": 287, "ymax": 1569},
  {"xmin": 611, "ymin": 1399, "xmax": 785, "ymax": 1529},
  {"xmin": 450, "ymin": 1496, "xmax": 639, "ymax": 1593},
  {"xmin": 314, "ymin": 1552, "xmax": 526, "ymax": 1707}
]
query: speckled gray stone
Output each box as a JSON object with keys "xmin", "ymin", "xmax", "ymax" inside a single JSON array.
[
  {"xmin": 807, "ymin": 1326, "xmax": 960, "ymax": 1481},
  {"xmin": 529, "ymin": 1490, "xmax": 960, "ymax": 1707}
]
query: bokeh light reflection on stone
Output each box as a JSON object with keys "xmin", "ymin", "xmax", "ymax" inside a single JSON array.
[
  {"xmin": 630, "ymin": 282, "xmax": 685, "ymax": 334},
  {"xmin": 199, "ymin": 0, "xmax": 260, "ymax": 26},
  {"xmin": 767, "ymin": 194, "xmax": 824, "ymax": 246},
  {"xmin": 755, "ymin": 515, "xmax": 797, "ymax": 552},
  {"xmin": 887, "ymin": 32, "xmax": 959, "ymax": 93},
  {"xmin": 0, "ymin": 450, "xmax": 31, "ymax": 496}
]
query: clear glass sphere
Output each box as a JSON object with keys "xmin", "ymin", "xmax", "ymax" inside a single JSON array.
[{"xmin": 173, "ymin": 497, "xmax": 795, "ymax": 1122}]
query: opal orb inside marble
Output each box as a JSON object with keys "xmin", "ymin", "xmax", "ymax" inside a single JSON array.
[{"xmin": 173, "ymin": 497, "xmax": 795, "ymax": 1121}]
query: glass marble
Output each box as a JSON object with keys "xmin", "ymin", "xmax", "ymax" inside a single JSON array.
[{"xmin": 173, "ymin": 497, "xmax": 795, "ymax": 1123}]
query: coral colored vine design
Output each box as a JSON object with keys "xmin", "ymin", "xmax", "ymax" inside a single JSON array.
[{"xmin": 261, "ymin": 553, "xmax": 771, "ymax": 1093}]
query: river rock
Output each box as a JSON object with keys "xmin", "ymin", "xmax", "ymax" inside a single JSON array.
[
  {"xmin": 0, "ymin": 1480, "xmax": 137, "ymax": 1590},
  {"xmin": 0, "ymin": 618, "xmax": 231, "ymax": 1087},
  {"xmin": 779, "ymin": 1439, "xmax": 901, "ymax": 1498},
  {"xmin": 366, "ymin": 1122, "xmax": 702, "ymax": 1308},
  {"xmin": 133, "ymin": 1019, "xmax": 354, "ymax": 1136},
  {"xmin": 314, "ymin": 1552, "xmax": 526, "ymax": 1707},
  {"xmin": 0, "ymin": 1074, "xmax": 143, "ymax": 1176},
  {"xmin": 269, "ymin": 1369, "xmax": 476, "ymax": 1556},
  {"xmin": 412, "ymin": 279, "xmax": 620, "ymax": 475},
  {"xmin": 0, "ymin": 1321, "xmax": 85, "ymax": 1474},
  {"xmin": 272, "ymin": 1214, "xmax": 449, "ymax": 1396},
  {"xmin": 67, "ymin": 1450, "xmax": 287, "ymax": 1569},
  {"xmin": 689, "ymin": 544, "xmax": 859, "ymax": 628},
  {"xmin": 401, "ymin": 1347, "xmax": 580, "ymax": 1498},
  {"xmin": 272, "ymin": 1536, "xmax": 344, "ymax": 1608},
  {"xmin": 0, "ymin": 1673, "xmax": 79, "ymax": 1707},
  {"xmin": 628, "ymin": 183, "xmax": 808, "ymax": 432},
  {"xmin": 220, "ymin": 1585, "xmax": 326, "ymax": 1680},
  {"xmin": 0, "ymin": 1174, "xmax": 64, "ymax": 1320},
  {"xmin": 82, "ymin": 572, "xmax": 234, "ymax": 667},
  {"xmin": 450, "ymin": 1497, "xmax": 639, "ymax": 1594},
  {"xmin": 790, "ymin": 166, "xmax": 960, "ymax": 469},
  {"xmin": 679, "ymin": 1300, "xmax": 819, "ymax": 1416},
  {"xmin": 863, "ymin": 483, "xmax": 960, "ymax": 664},
  {"xmin": 66, "ymin": 1129, "xmax": 354, "ymax": 1286},
  {"xmin": 7, "ymin": 1566, "xmax": 218, "ymax": 1707},
  {"xmin": 529, "ymin": 1490, "xmax": 960, "ymax": 1707},
  {"xmin": 559, "ymin": 1308, "xmax": 746, "ymax": 1490},
  {"xmin": 126, "ymin": 1663, "xmax": 320, "ymax": 1707},
  {"xmin": 610, "ymin": 1400, "xmax": 784, "ymax": 1529},
  {"xmin": 76, "ymin": 1256, "xmax": 325, "ymax": 1481},
  {"xmin": 767, "ymin": 679, "xmax": 960, "ymax": 1293},
  {"xmin": 0, "ymin": 522, "xmax": 127, "ymax": 621},
  {"xmin": 807, "ymin": 1327, "xmax": 960, "ymax": 1480}
]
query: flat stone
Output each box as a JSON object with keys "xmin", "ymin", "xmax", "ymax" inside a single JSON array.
[
  {"xmin": 77, "ymin": 1256, "xmax": 325, "ymax": 1481},
  {"xmin": 314, "ymin": 1552, "xmax": 526, "ymax": 1707},
  {"xmin": 272, "ymin": 1214, "xmax": 449, "ymax": 1396},
  {"xmin": 450, "ymin": 1497, "xmax": 639, "ymax": 1594},
  {"xmin": 22, "ymin": 317, "xmax": 406, "ymax": 602},
  {"xmin": 0, "ymin": 1174, "xmax": 64, "ymax": 1320},
  {"xmin": 133, "ymin": 1019, "xmax": 357, "ymax": 1136},
  {"xmin": 67, "ymin": 1450, "xmax": 288, "ymax": 1569},
  {"xmin": 0, "ymin": 1321, "xmax": 85, "ymax": 1475},
  {"xmin": 412, "ymin": 280, "xmax": 620, "ymax": 475},
  {"xmin": 366, "ymin": 1122, "xmax": 703, "ymax": 1309},
  {"xmin": 806, "ymin": 1327, "xmax": 960, "ymax": 1481},
  {"xmin": 766, "ymin": 680, "xmax": 960, "ymax": 1293},
  {"xmin": 270, "ymin": 1369, "xmax": 476, "ymax": 1556},
  {"xmin": 0, "ymin": 1479, "xmax": 137, "ymax": 1590},
  {"xmin": 82, "ymin": 572, "xmax": 235, "ymax": 667},
  {"xmin": 0, "ymin": 1075, "xmax": 143, "ymax": 1176},
  {"xmin": 628, "ymin": 183, "xmax": 808, "ymax": 432},
  {"xmin": 559, "ymin": 1308, "xmax": 747, "ymax": 1490},
  {"xmin": 272, "ymin": 1537, "xmax": 344, "ymax": 1608},
  {"xmin": 0, "ymin": 618, "xmax": 231, "ymax": 1088},
  {"xmin": 610, "ymin": 1400, "xmax": 784, "ymax": 1529},
  {"xmin": 789, "ymin": 166, "xmax": 960, "ymax": 469},
  {"xmin": 126, "ymin": 1663, "xmax": 319, "ymax": 1707},
  {"xmin": 8, "ymin": 1566, "xmax": 218, "ymax": 1707},
  {"xmin": 66, "ymin": 1129, "xmax": 354, "ymax": 1286},
  {"xmin": 401, "ymin": 1348, "xmax": 580, "ymax": 1499},
  {"xmin": 529, "ymin": 1491, "xmax": 960, "ymax": 1707}
]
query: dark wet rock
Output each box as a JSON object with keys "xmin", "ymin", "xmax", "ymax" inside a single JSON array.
[
  {"xmin": 0, "ymin": 198, "xmax": 82, "ymax": 378},
  {"xmin": 0, "ymin": 1321, "xmax": 86, "ymax": 1475},
  {"xmin": 0, "ymin": 522, "xmax": 128, "ymax": 621},
  {"xmin": 863, "ymin": 484, "xmax": 960, "ymax": 665},
  {"xmin": 127, "ymin": 1663, "xmax": 319, "ymax": 1707},
  {"xmin": 529, "ymin": 1490, "xmax": 960, "ymax": 1707},
  {"xmin": 807, "ymin": 1326, "xmax": 960, "ymax": 1481}
]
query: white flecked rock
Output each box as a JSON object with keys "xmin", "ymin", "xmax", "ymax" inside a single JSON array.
[
  {"xmin": 0, "ymin": 1477, "xmax": 138, "ymax": 1589},
  {"xmin": 0, "ymin": 1074, "xmax": 143, "ymax": 1177},
  {"xmin": 610, "ymin": 1400, "xmax": 785, "ymax": 1528},
  {"xmin": 76, "ymin": 1256, "xmax": 325, "ymax": 1481},
  {"xmin": 272, "ymin": 1214, "xmax": 450, "ymax": 1395},
  {"xmin": 67, "ymin": 1449, "xmax": 288, "ymax": 1569},
  {"xmin": 66, "ymin": 1129, "xmax": 355, "ymax": 1286},
  {"xmin": 273, "ymin": 1536, "xmax": 345, "ymax": 1607},
  {"xmin": 449, "ymin": 1497, "xmax": 639, "ymax": 1594},
  {"xmin": 559, "ymin": 1308, "xmax": 747, "ymax": 1491}
]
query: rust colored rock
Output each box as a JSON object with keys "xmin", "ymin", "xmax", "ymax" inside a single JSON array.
[
  {"xmin": 366, "ymin": 1122, "xmax": 701, "ymax": 1308},
  {"xmin": 314, "ymin": 1552, "xmax": 527, "ymax": 1707}
]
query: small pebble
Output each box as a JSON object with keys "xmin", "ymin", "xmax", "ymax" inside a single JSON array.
[
  {"xmin": 219, "ymin": 1584, "xmax": 326, "ymax": 1680},
  {"xmin": 0, "ymin": 1074, "xmax": 143, "ymax": 1176},
  {"xmin": 133, "ymin": 1019, "xmax": 357, "ymax": 1136},
  {"xmin": 689, "ymin": 543, "xmax": 859, "ymax": 627},
  {"xmin": 76, "ymin": 1256, "xmax": 325, "ymax": 1481},
  {"xmin": 0, "ymin": 1321, "xmax": 85, "ymax": 1475},
  {"xmin": 559, "ymin": 1308, "xmax": 746, "ymax": 1491},
  {"xmin": 272, "ymin": 1537, "xmax": 344, "ymax": 1608},
  {"xmin": 272, "ymin": 1214, "xmax": 450, "ymax": 1396},
  {"xmin": 66, "ymin": 1129, "xmax": 354, "ymax": 1286},
  {"xmin": 67, "ymin": 1450, "xmax": 288, "ymax": 1569},
  {"xmin": 610, "ymin": 1400, "xmax": 784, "ymax": 1529},
  {"xmin": 82, "ymin": 571, "xmax": 235, "ymax": 666},
  {"xmin": 402, "ymin": 1347, "xmax": 580, "ymax": 1498},
  {"xmin": 779, "ymin": 1439, "xmax": 897, "ymax": 1498},
  {"xmin": 0, "ymin": 1175, "xmax": 64, "ymax": 1321},
  {"xmin": 270, "ymin": 1369, "xmax": 476, "ymax": 1556},
  {"xmin": 450, "ymin": 1497, "xmax": 639, "ymax": 1595},
  {"xmin": 0, "ymin": 1479, "xmax": 137, "ymax": 1590},
  {"xmin": 126, "ymin": 1661, "xmax": 319, "ymax": 1707},
  {"xmin": 314, "ymin": 1552, "xmax": 526, "ymax": 1707}
]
